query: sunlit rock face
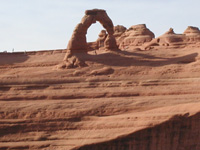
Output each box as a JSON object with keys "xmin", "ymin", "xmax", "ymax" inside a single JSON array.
[
  {"xmin": 118, "ymin": 24, "xmax": 155, "ymax": 49},
  {"xmin": 183, "ymin": 26, "xmax": 200, "ymax": 43},
  {"xmin": 67, "ymin": 9, "xmax": 117, "ymax": 52}
]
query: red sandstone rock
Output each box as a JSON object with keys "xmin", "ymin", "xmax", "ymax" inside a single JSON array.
[
  {"xmin": 143, "ymin": 28, "xmax": 186, "ymax": 50},
  {"xmin": 95, "ymin": 25, "xmax": 127, "ymax": 50},
  {"xmin": 0, "ymin": 46, "xmax": 200, "ymax": 150},
  {"xmin": 67, "ymin": 9, "xmax": 117, "ymax": 52},
  {"xmin": 64, "ymin": 9, "xmax": 118, "ymax": 68},
  {"xmin": 118, "ymin": 24, "xmax": 155, "ymax": 50},
  {"xmin": 114, "ymin": 25, "xmax": 127, "ymax": 44},
  {"xmin": 96, "ymin": 30, "xmax": 108, "ymax": 50},
  {"xmin": 143, "ymin": 26, "xmax": 200, "ymax": 50},
  {"xmin": 183, "ymin": 26, "xmax": 200, "ymax": 43}
]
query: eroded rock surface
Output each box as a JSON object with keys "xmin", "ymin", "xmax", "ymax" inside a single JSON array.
[
  {"xmin": 143, "ymin": 26, "xmax": 200, "ymax": 50},
  {"xmin": 114, "ymin": 25, "xmax": 127, "ymax": 45},
  {"xmin": 67, "ymin": 9, "xmax": 117, "ymax": 52},
  {"xmin": 118, "ymin": 24, "xmax": 155, "ymax": 49},
  {"xmin": 96, "ymin": 30, "xmax": 108, "ymax": 50},
  {"xmin": 143, "ymin": 28, "xmax": 186, "ymax": 50},
  {"xmin": 184, "ymin": 26, "xmax": 200, "ymax": 43},
  {"xmin": 64, "ymin": 9, "xmax": 118, "ymax": 68},
  {"xmin": 0, "ymin": 48, "xmax": 200, "ymax": 150}
]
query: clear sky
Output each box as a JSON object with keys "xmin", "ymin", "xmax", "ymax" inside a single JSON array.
[{"xmin": 0, "ymin": 0, "xmax": 200, "ymax": 52}]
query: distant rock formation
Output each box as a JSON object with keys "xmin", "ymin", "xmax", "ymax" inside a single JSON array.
[
  {"xmin": 143, "ymin": 26, "xmax": 200, "ymax": 50},
  {"xmin": 67, "ymin": 9, "xmax": 117, "ymax": 52},
  {"xmin": 118, "ymin": 24, "xmax": 155, "ymax": 50},
  {"xmin": 62, "ymin": 8, "xmax": 200, "ymax": 69},
  {"xmin": 64, "ymin": 9, "xmax": 118, "ymax": 68},
  {"xmin": 160, "ymin": 28, "xmax": 185, "ymax": 43},
  {"xmin": 184, "ymin": 26, "xmax": 200, "ymax": 43},
  {"xmin": 93, "ymin": 24, "xmax": 155, "ymax": 50},
  {"xmin": 113, "ymin": 25, "xmax": 127, "ymax": 45},
  {"xmin": 96, "ymin": 30, "xmax": 108, "ymax": 50},
  {"xmin": 94, "ymin": 25, "xmax": 127, "ymax": 50},
  {"xmin": 143, "ymin": 28, "xmax": 186, "ymax": 50}
]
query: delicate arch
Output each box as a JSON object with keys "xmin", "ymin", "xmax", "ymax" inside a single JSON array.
[{"xmin": 67, "ymin": 9, "xmax": 117, "ymax": 52}]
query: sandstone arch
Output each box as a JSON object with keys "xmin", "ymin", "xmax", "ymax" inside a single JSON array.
[
  {"xmin": 67, "ymin": 9, "xmax": 117, "ymax": 52},
  {"xmin": 63, "ymin": 9, "xmax": 118, "ymax": 68}
]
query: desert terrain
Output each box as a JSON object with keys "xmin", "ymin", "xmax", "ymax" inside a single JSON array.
[
  {"xmin": 0, "ymin": 46, "xmax": 200, "ymax": 150},
  {"xmin": 0, "ymin": 9, "xmax": 200, "ymax": 150}
]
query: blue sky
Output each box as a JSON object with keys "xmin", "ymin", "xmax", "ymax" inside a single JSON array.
[{"xmin": 0, "ymin": 0, "xmax": 200, "ymax": 52}]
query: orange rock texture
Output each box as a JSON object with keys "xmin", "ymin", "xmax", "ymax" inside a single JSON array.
[{"xmin": 118, "ymin": 24, "xmax": 155, "ymax": 49}]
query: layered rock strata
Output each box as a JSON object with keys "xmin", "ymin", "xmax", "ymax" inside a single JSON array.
[
  {"xmin": 184, "ymin": 26, "xmax": 200, "ymax": 43},
  {"xmin": 118, "ymin": 24, "xmax": 155, "ymax": 49},
  {"xmin": 143, "ymin": 28, "xmax": 186, "ymax": 50}
]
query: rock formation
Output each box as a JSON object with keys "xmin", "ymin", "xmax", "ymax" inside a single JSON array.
[
  {"xmin": 67, "ymin": 9, "xmax": 117, "ymax": 52},
  {"xmin": 142, "ymin": 26, "xmax": 200, "ymax": 50},
  {"xmin": 94, "ymin": 25, "xmax": 127, "ymax": 50},
  {"xmin": 89, "ymin": 25, "xmax": 200, "ymax": 52},
  {"xmin": 143, "ymin": 28, "xmax": 186, "ymax": 50},
  {"xmin": 118, "ymin": 24, "xmax": 155, "ymax": 50},
  {"xmin": 113, "ymin": 25, "xmax": 127, "ymax": 45},
  {"xmin": 63, "ymin": 9, "xmax": 118, "ymax": 68},
  {"xmin": 96, "ymin": 30, "xmax": 108, "ymax": 50},
  {"xmin": 183, "ymin": 26, "xmax": 200, "ymax": 43}
]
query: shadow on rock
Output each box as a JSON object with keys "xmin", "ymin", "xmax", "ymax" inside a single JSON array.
[
  {"xmin": 0, "ymin": 53, "xmax": 29, "ymax": 65},
  {"xmin": 85, "ymin": 51, "xmax": 198, "ymax": 67}
]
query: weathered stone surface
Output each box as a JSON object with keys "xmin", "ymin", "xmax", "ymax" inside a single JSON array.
[
  {"xmin": 67, "ymin": 9, "xmax": 117, "ymax": 52},
  {"xmin": 184, "ymin": 26, "xmax": 200, "ymax": 35},
  {"xmin": 64, "ymin": 9, "xmax": 118, "ymax": 68},
  {"xmin": 75, "ymin": 112, "xmax": 200, "ymax": 150},
  {"xmin": 114, "ymin": 25, "xmax": 127, "ymax": 40},
  {"xmin": 118, "ymin": 24, "xmax": 155, "ymax": 49},
  {"xmin": 184, "ymin": 26, "xmax": 200, "ymax": 43},
  {"xmin": 94, "ymin": 25, "xmax": 127, "ymax": 50},
  {"xmin": 143, "ymin": 28, "xmax": 186, "ymax": 50},
  {"xmin": 143, "ymin": 26, "xmax": 200, "ymax": 50},
  {"xmin": 158, "ymin": 28, "xmax": 185, "ymax": 44},
  {"xmin": 1, "ymin": 47, "xmax": 200, "ymax": 150},
  {"xmin": 96, "ymin": 30, "xmax": 108, "ymax": 50}
]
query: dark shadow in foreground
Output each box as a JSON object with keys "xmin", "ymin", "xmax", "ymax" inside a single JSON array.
[
  {"xmin": 74, "ymin": 112, "xmax": 200, "ymax": 150},
  {"xmin": 0, "ymin": 53, "xmax": 29, "ymax": 65},
  {"xmin": 72, "ymin": 50, "xmax": 198, "ymax": 67}
]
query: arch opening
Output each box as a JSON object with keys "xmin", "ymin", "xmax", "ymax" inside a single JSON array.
[
  {"xmin": 86, "ymin": 23, "xmax": 104, "ymax": 42},
  {"xmin": 63, "ymin": 9, "xmax": 118, "ymax": 69},
  {"xmin": 66, "ymin": 9, "xmax": 118, "ymax": 52}
]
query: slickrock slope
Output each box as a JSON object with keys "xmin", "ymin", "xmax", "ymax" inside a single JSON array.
[{"xmin": 0, "ymin": 47, "xmax": 200, "ymax": 150}]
